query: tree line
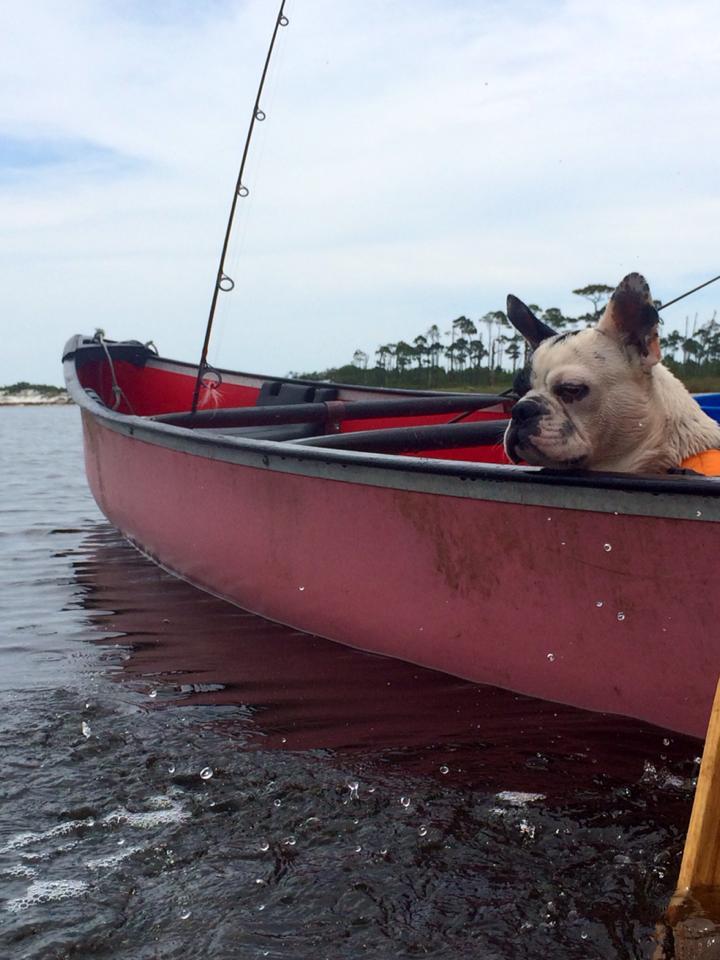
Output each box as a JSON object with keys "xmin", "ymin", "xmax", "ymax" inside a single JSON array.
[
  {"xmin": 1, "ymin": 381, "xmax": 67, "ymax": 395},
  {"xmin": 296, "ymin": 283, "xmax": 720, "ymax": 389}
]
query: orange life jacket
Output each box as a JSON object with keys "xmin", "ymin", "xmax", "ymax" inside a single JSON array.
[{"xmin": 680, "ymin": 450, "xmax": 720, "ymax": 476}]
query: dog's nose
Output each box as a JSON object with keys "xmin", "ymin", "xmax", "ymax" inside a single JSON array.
[{"xmin": 511, "ymin": 398, "xmax": 544, "ymax": 424}]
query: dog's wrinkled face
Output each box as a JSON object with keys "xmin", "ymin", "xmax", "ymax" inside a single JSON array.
[{"xmin": 504, "ymin": 273, "xmax": 662, "ymax": 471}]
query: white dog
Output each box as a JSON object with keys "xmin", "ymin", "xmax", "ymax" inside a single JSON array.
[{"xmin": 503, "ymin": 273, "xmax": 720, "ymax": 474}]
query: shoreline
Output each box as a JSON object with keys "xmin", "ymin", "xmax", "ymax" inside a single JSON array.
[{"xmin": 0, "ymin": 391, "xmax": 71, "ymax": 407}]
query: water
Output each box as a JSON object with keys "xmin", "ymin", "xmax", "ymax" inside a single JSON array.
[{"xmin": 0, "ymin": 406, "xmax": 702, "ymax": 958}]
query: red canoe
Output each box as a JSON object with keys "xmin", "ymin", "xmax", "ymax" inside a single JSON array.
[{"xmin": 63, "ymin": 334, "xmax": 720, "ymax": 738}]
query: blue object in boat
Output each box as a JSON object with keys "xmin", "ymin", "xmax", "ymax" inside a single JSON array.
[{"xmin": 694, "ymin": 393, "xmax": 720, "ymax": 423}]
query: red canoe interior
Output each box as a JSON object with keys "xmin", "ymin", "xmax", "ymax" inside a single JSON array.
[{"xmin": 76, "ymin": 351, "xmax": 514, "ymax": 465}]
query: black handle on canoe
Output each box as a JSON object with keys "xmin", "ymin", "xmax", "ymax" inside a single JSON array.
[
  {"xmin": 152, "ymin": 393, "xmax": 510, "ymax": 429},
  {"xmin": 291, "ymin": 419, "xmax": 508, "ymax": 454}
]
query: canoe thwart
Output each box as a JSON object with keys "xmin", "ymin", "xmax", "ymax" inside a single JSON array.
[
  {"xmin": 152, "ymin": 393, "xmax": 510, "ymax": 430},
  {"xmin": 292, "ymin": 419, "xmax": 507, "ymax": 453}
]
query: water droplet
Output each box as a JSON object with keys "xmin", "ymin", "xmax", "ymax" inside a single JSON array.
[
  {"xmin": 580, "ymin": 931, "xmax": 588, "ymax": 941},
  {"xmin": 380, "ymin": 848, "xmax": 388, "ymax": 856},
  {"xmin": 168, "ymin": 764, "xmax": 176, "ymax": 774},
  {"xmin": 117, "ymin": 838, "xmax": 125, "ymax": 846},
  {"xmin": 355, "ymin": 845, "xmax": 362, "ymax": 853},
  {"xmin": 439, "ymin": 765, "xmax": 449, "ymax": 775},
  {"xmin": 200, "ymin": 767, "xmax": 213, "ymax": 780},
  {"xmin": 273, "ymin": 799, "xmax": 282, "ymax": 808},
  {"xmin": 595, "ymin": 601, "xmax": 604, "ymax": 608},
  {"xmin": 546, "ymin": 653, "xmax": 555, "ymax": 662},
  {"xmin": 519, "ymin": 819, "xmax": 536, "ymax": 838},
  {"xmin": 298, "ymin": 585, "xmax": 305, "ymax": 592},
  {"xmin": 81, "ymin": 721, "xmax": 91, "ymax": 739},
  {"xmin": 257, "ymin": 904, "xmax": 266, "ymax": 912},
  {"xmin": 180, "ymin": 909, "xmax": 192, "ymax": 920},
  {"xmin": 603, "ymin": 543, "xmax": 612, "ymax": 552},
  {"xmin": 663, "ymin": 738, "xmax": 671, "ymax": 746},
  {"xmin": 255, "ymin": 878, "xmax": 265, "ymax": 885},
  {"xmin": 283, "ymin": 836, "xmax": 296, "ymax": 846},
  {"xmin": 617, "ymin": 612, "xmax": 625, "ymax": 622},
  {"xmin": 560, "ymin": 541, "xmax": 566, "ymax": 546},
  {"xmin": 347, "ymin": 781, "xmax": 360, "ymax": 800},
  {"xmin": 418, "ymin": 825, "xmax": 428, "ymax": 837},
  {"xmin": 400, "ymin": 796, "xmax": 411, "ymax": 808},
  {"xmin": 259, "ymin": 841, "xmax": 270, "ymax": 852},
  {"xmin": 697, "ymin": 510, "xmax": 703, "ymax": 518}
]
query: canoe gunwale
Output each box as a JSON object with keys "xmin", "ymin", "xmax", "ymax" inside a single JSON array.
[{"xmin": 63, "ymin": 336, "xmax": 720, "ymax": 523}]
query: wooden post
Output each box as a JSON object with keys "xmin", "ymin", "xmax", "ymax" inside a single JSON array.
[
  {"xmin": 657, "ymin": 678, "xmax": 720, "ymax": 958},
  {"xmin": 677, "ymin": 677, "xmax": 720, "ymax": 893}
]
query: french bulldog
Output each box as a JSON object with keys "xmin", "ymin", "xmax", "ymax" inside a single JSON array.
[{"xmin": 503, "ymin": 273, "xmax": 720, "ymax": 473}]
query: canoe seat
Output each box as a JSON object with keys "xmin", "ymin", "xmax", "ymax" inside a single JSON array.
[
  {"xmin": 210, "ymin": 422, "xmax": 322, "ymax": 441},
  {"xmin": 210, "ymin": 381, "xmax": 341, "ymax": 440},
  {"xmin": 256, "ymin": 381, "xmax": 338, "ymax": 406}
]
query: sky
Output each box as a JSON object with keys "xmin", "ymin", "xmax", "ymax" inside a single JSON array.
[{"xmin": 2, "ymin": 0, "xmax": 720, "ymax": 386}]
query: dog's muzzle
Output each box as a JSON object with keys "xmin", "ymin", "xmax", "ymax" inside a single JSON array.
[{"xmin": 504, "ymin": 398, "xmax": 546, "ymax": 463}]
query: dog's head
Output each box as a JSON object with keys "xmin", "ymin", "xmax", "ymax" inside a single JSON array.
[{"xmin": 504, "ymin": 273, "xmax": 663, "ymax": 471}]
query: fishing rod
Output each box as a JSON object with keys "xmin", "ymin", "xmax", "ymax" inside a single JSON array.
[
  {"xmin": 190, "ymin": 0, "xmax": 289, "ymax": 416},
  {"xmin": 187, "ymin": 0, "xmax": 713, "ymax": 414},
  {"xmin": 659, "ymin": 273, "xmax": 720, "ymax": 312}
]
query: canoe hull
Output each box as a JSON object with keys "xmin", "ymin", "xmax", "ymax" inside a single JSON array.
[{"xmin": 81, "ymin": 408, "xmax": 717, "ymax": 738}]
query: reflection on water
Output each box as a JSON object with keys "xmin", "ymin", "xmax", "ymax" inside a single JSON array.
[
  {"xmin": 76, "ymin": 525, "xmax": 700, "ymax": 795},
  {"xmin": 0, "ymin": 407, "xmax": 705, "ymax": 959}
]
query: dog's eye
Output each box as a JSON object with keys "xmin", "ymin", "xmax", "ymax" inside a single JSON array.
[{"xmin": 554, "ymin": 383, "xmax": 589, "ymax": 403}]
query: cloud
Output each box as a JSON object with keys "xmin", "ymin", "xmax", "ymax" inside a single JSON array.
[
  {"xmin": 0, "ymin": 134, "xmax": 139, "ymax": 177},
  {"xmin": 2, "ymin": 0, "xmax": 720, "ymax": 384}
]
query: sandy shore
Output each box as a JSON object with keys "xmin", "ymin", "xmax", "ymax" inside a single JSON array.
[{"xmin": 0, "ymin": 389, "xmax": 71, "ymax": 406}]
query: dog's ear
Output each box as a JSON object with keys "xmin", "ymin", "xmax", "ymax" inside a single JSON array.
[
  {"xmin": 506, "ymin": 295, "xmax": 558, "ymax": 349},
  {"xmin": 597, "ymin": 273, "xmax": 661, "ymax": 367}
]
